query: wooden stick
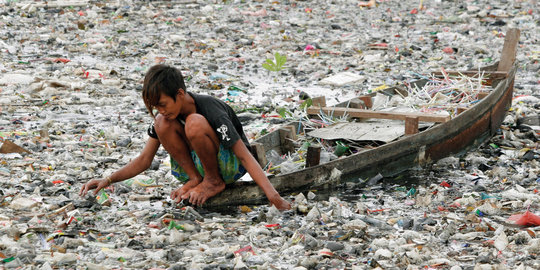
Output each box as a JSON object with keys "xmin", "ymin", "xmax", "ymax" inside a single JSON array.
[
  {"xmin": 307, "ymin": 107, "xmax": 450, "ymax": 123},
  {"xmin": 279, "ymin": 128, "xmax": 295, "ymax": 154},
  {"xmin": 306, "ymin": 144, "xmax": 321, "ymax": 167},
  {"xmin": 358, "ymin": 96, "xmax": 373, "ymax": 108},
  {"xmin": 282, "ymin": 125, "xmax": 297, "ymax": 140},
  {"xmin": 497, "ymin": 28, "xmax": 520, "ymax": 72},
  {"xmin": 311, "ymin": 96, "xmax": 326, "ymax": 108},
  {"xmin": 405, "ymin": 116, "xmax": 419, "ymax": 135},
  {"xmin": 250, "ymin": 142, "xmax": 268, "ymax": 168}
]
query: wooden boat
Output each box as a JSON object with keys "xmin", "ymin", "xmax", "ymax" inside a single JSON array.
[{"xmin": 204, "ymin": 28, "xmax": 520, "ymax": 208}]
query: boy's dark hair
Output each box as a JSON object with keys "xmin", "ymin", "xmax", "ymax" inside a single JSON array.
[{"xmin": 142, "ymin": 64, "xmax": 186, "ymax": 117}]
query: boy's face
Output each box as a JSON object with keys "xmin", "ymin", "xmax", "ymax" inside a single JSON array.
[{"xmin": 155, "ymin": 90, "xmax": 183, "ymax": 120}]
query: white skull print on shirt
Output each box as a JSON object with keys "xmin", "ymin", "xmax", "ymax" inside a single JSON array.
[{"xmin": 217, "ymin": 124, "xmax": 231, "ymax": 142}]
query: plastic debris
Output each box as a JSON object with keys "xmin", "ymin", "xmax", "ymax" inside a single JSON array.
[
  {"xmin": 95, "ymin": 189, "xmax": 110, "ymax": 205},
  {"xmin": 508, "ymin": 211, "xmax": 540, "ymax": 227},
  {"xmin": 0, "ymin": 0, "xmax": 537, "ymax": 269},
  {"xmin": 319, "ymin": 72, "xmax": 364, "ymax": 86}
]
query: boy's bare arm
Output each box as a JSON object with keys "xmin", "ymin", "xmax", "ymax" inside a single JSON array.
[
  {"xmin": 232, "ymin": 140, "xmax": 291, "ymax": 210},
  {"xmin": 79, "ymin": 138, "xmax": 161, "ymax": 196}
]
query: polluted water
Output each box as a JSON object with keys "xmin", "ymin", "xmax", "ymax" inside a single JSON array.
[{"xmin": 0, "ymin": 0, "xmax": 539, "ymax": 269}]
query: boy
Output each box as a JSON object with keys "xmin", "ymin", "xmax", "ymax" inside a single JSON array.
[{"xmin": 79, "ymin": 64, "xmax": 291, "ymax": 210}]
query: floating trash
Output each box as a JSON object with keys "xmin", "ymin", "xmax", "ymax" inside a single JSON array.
[{"xmin": 0, "ymin": 0, "xmax": 538, "ymax": 269}]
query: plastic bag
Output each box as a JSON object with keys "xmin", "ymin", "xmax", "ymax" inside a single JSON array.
[{"xmin": 508, "ymin": 210, "xmax": 540, "ymax": 227}]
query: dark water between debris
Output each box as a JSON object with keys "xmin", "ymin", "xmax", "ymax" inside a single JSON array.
[
  {"xmin": 313, "ymin": 167, "xmax": 437, "ymax": 203},
  {"xmin": 208, "ymin": 166, "xmax": 441, "ymax": 216}
]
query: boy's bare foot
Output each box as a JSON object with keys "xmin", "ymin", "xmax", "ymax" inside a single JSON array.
[
  {"xmin": 183, "ymin": 177, "xmax": 225, "ymax": 206},
  {"xmin": 171, "ymin": 178, "xmax": 201, "ymax": 203}
]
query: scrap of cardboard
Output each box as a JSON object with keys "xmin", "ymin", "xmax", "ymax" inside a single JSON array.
[{"xmin": 0, "ymin": 140, "xmax": 31, "ymax": 154}]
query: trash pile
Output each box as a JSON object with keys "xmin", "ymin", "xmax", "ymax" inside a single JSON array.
[
  {"xmin": 401, "ymin": 71, "xmax": 492, "ymax": 116},
  {"xmin": 1, "ymin": 0, "xmax": 539, "ymax": 269},
  {"xmin": 262, "ymin": 70, "xmax": 501, "ymax": 175}
]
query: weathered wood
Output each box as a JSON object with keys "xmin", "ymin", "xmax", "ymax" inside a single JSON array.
[
  {"xmin": 358, "ymin": 96, "xmax": 372, "ymax": 109},
  {"xmin": 498, "ymin": 28, "xmax": 520, "ymax": 72},
  {"xmin": 405, "ymin": 116, "xmax": 419, "ymax": 135},
  {"xmin": 306, "ymin": 144, "xmax": 321, "ymax": 167},
  {"xmin": 478, "ymin": 92, "xmax": 489, "ymax": 100},
  {"xmin": 349, "ymin": 98, "xmax": 365, "ymax": 109},
  {"xmin": 279, "ymin": 128, "xmax": 295, "ymax": 154},
  {"xmin": 490, "ymin": 78, "xmax": 514, "ymax": 134},
  {"xmin": 457, "ymin": 107, "xmax": 468, "ymax": 114},
  {"xmin": 282, "ymin": 125, "xmax": 297, "ymax": 140},
  {"xmin": 429, "ymin": 65, "xmax": 517, "ymax": 160},
  {"xmin": 312, "ymin": 96, "xmax": 326, "ymax": 108},
  {"xmin": 307, "ymin": 107, "xmax": 450, "ymax": 123},
  {"xmin": 250, "ymin": 142, "xmax": 268, "ymax": 168},
  {"xmin": 203, "ymin": 34, "xmax": 518, "ymax": 208},
  {"xmin": 205, "ymin": 65, "xmax": 516, "ymax": 208}
]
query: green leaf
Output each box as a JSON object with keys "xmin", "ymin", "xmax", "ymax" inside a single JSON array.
[
  {"xmin": 300, "ymin": 98, "xmax": 313, "ymax": 110},
  {"xmin": 274, "ymin": 52, "xmax": 281, "ymax": 64},
  {"xmin": 262, "ymin": 52, "xmax": 287, "ymax": 72},
  {"xmin": 277, "ymin": 107, "xmax": 287, "ymax": 118},
  {"xmin": 262, "ymin": 63, "xmax": 275, "ymax": 72},
  {"xmin": 275, "ymin": 52, "xmax": 287, "ymax": 68}
]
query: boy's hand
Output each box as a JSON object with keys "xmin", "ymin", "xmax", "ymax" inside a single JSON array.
[
  {"xmin": 269, "ymin": 194, "xmax": 291, "ymax": 210},
  {"xmin": 79, "ymin": 179, "xmax": 110, "ymax": 197}
]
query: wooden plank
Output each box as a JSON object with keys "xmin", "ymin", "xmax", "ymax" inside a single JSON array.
[
  {"xmin": 306, "ymin": 144, "xmax": 321, "ymax": 167},
  {"xmin": 349, "ymin": 98, "xmax": 365, "ymax": 109},
  {"xmin": 282, "ymin": 125, "xmax": 297, "ymax": 140},
  {"xmin": 307, "ymin": 107, "xmax": 450, "ymax": 123},
  {"xmin": 312, "ymin": 96, "xmax": 326, "ymax": 107},
  {"xmin": 490, "ymin": 77, "xmax": 514, "ymax": 134},
  {"xmin": 279, "ymin": 128, "xmax": 295, "ymax": 154},
  {"xmin": 478, "ymin": 92, "xmax": 489, "ymax": 100},
  {"xmin": 457, "ymin": 107, "xmax": 468, "ymax": 115},
  {"xmin": 497, "ymin": 28, "xmax": 520, "ymax": 72},
  {"xmin": 358, "ymin": 96, "xmax": 372, "ymax": 108},
  {"xmin": 405, "ymin": 116, "xmax": 419, "ymax": 135},
  {"xmin": 308, "ymin": 121, "xmax": 408, "ymax": 142},
  {"xmin": 250, "ymin": 142, "xmax": 268, "ymax": 168}
]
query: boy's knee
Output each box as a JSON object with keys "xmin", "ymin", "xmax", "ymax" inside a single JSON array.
[{"xmin": 185, "ymin": 114, "xmax": 210, "ymax": 140}]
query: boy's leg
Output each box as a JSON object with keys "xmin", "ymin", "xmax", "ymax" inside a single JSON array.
[
  {"xmin": 182, "ymin": 114, "xmax": 225, "ymax": 206},
  {"xmin": 153, "ymin": 114, "xmax": 202, "ymax": 201}
]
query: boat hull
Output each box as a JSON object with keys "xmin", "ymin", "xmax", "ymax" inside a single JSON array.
[{"xmin": 204, "ymin": 65, "xmax": 517, "ymax": 207}]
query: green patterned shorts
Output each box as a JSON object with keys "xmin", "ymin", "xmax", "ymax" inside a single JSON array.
[{"xmin": 170, "ymin": 144, "xmax": 247, "ymax": 184}]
